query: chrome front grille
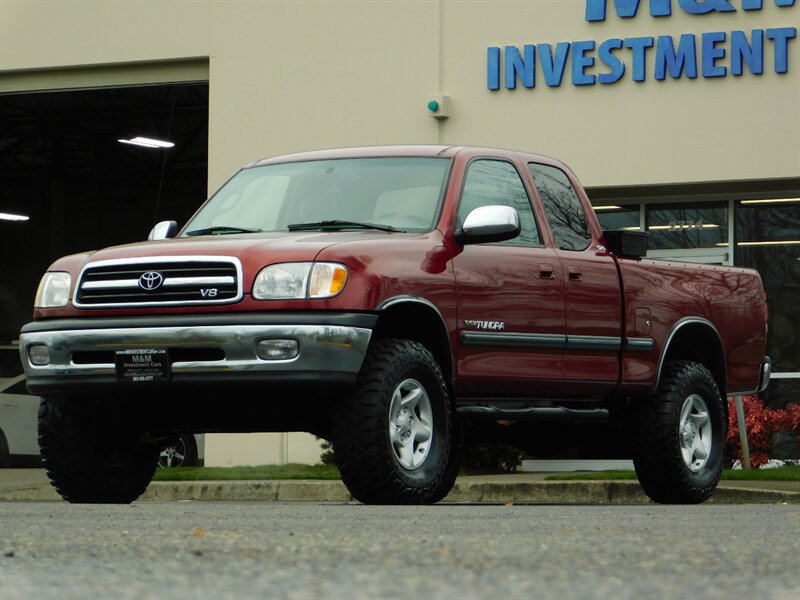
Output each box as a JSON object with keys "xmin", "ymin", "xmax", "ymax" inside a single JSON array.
[{"xmin": 74, "ymin": 256, "xmax": 243, "ymax": 308}]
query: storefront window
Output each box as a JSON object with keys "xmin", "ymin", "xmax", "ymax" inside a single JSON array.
[
  {"xmin": 736, "ymin": 200, "xmax": 800, "ymax": 408},
  {"xmin": 646, "ymin": 202, "xmax": 728, "ymax": 250},
  {"xmin": 593, "ymin": 204, "xmax": 640, "ymax": 231}
]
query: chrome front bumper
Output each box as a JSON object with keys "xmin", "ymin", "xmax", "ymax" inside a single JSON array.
[{"xmin": 19, "ymin": 315, "xmax": 375, "ymax": 393}]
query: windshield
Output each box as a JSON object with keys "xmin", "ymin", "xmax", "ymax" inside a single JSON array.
[{"xmin": 182, "ymin": 157, "xmax": 451, "ymax": 236}]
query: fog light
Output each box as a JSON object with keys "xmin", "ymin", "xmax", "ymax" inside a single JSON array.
[
  {"xmin": 28, "ymin": 344, "xmax": 50, "ymax": 366},
  {"xmin": 256, "ymin": 339, "xmax": 299, "ymax": 361}
]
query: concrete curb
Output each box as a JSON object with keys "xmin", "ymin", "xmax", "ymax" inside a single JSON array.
[
  {"xmin": 138, "ymin": 479, "xmax": 799, "ymax": 504},
  {"xmin": 141, "ymin": 480, "xmax": 352, "ymax": 502},
  {"xmin": 3, "ymin": 476, "xmax": 798, "ymax": 504}
]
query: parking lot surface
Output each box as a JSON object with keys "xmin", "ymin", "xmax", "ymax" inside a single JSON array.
[{"xmin": 1, "ymin": 502, "xmax": 798, "ymax": 599}]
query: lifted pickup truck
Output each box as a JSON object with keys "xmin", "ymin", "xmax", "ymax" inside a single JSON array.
[{"xmin": 20, "ymin": 145, "xmax": 770, "ymax": 504}]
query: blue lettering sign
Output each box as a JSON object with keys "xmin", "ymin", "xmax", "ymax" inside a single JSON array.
[
  {"xmin": 487, "ymin": 47, "xmax": 501, "ymax": 90},
  {"xmin": 505, "ymin": 45, "xmax": 536, "ymax": 88},
  {"xmin": 572, "ymin": 41, "xmax": 597, "ymax": 84},
  {"xmin": 598, "ymin": 38, "xmax": 627, "ymax": 83},
  {"xmin": 586, "ymin": 0, "xmax": 795, "ymax": 21},
  {"xmin": 655, "ymin": 34, "xmax": 698, "ymax": 79},
  {"xmin": 538, "ymin": 42, "xmax": 572, "ymax": 87},
  {"xmin": 586, "ymin": 0, "xmax": 672, "ymax": 21},
  {"xmin": 702, "ymin": 31, "xmax": 728, "ymax": 76},
  {"xmin": 487, "ymin": 2, "xmax": 797, "ymax": 92},
  {"xmin": 624, "ymin": 36, "xmax": 655, "ymax": 81},
  {"xmin": 742, "ymin": 0, "xmax": 796, "ymax": 9},
  {"xmin": 678, "ymin": 0, "xmax": 735, "ymax": 15},
  {"xmin": 731, "ymin": 29, "xmax": 764, "ymax": 75},
  {"xmin": 767, "ymin": 27, "xmax": 797, "ymax": 73}
]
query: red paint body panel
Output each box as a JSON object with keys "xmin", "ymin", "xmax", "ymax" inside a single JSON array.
[
  {"xmin": 452, "ymin": 244, "xmax": 565, "ymax": 395},
  {"xmin": 31, "ymin": 146, "xmax": 768, "ymax": 399},
  {"xmin": 616, "ymin": 258, "xmax": 767, "ymax": 395}
]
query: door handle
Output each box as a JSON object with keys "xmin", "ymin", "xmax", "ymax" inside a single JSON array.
[
  {"xmin": 568, "ymin": 266, "xmax": 582, "ymax": 281},
  {"xmin": 539, "ymin": 264, "xmax": 555, "ymax": 280}
]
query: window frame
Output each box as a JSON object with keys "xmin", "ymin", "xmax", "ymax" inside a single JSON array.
[
  {"xmin": 528, "ymin": 161, "xmax": 593, "ymax": 252},
  {"xmin": 454, "ymin": 156, "xmax": 544, "ymax": 248}
]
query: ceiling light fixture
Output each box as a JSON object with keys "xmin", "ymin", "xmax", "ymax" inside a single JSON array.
[
  {"xmin": 0, "ymin": 212, "xmax": 30, "ymax": 221},
  {"xmin": 593, "ymin": 205, "xmax": 622, "ymax": 211},
  {"xmin": 117, "ymin": 136, "xmax": 175, "ymax": 149},
  {"xmin": 740, "ymin": 198, "xmax": 800, "ymax": 205},
  {"xmin": 737, "ymin": 240, "xmax": 800, "ymax": 246}
]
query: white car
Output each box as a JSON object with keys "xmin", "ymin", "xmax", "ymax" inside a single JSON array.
[
  {"xmin": 0, "ymin": 375, "xmax": 203, "ymax": 468},
  {"xmin": 0, "ymin": 375, "xmax": 40, "ymax": 466}
]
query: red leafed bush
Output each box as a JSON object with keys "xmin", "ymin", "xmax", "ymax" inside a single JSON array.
[{"xmin": 726, "ymin": 396, "xmax": 800, "ymax": 467}]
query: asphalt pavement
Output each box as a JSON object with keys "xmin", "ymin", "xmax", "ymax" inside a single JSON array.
[
  {"xmin": 1, "ymin": 502, "xmax": 798, "ymax": 599},
  {"xmin": 1, "ymin": 468, "xmax": 799, "ymax": 503}
]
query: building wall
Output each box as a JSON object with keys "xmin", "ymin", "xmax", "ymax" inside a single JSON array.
[
  {"xmin": 2, "ymin": 0, "xmax": 797, "ymax": 190},
  {"xmin": 205, "ymin": 433, "xmax": 324, "ymax": 467},
  {"xmin": 2, "ymin": 0, "xmax": 797, "ymax": 465}
]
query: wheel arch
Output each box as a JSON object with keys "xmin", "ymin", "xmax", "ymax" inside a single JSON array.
[
  {"xmin": 374, "ymin": 296, "xmax": 453, "ymax": 383},
  {"xmin": 655, "ymin": 318, "xmax": 727, "ymax": 397}
]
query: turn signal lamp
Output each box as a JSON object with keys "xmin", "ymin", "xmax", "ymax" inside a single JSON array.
[{"xmin": 253, "ymin": 262, "xmax": 348, "ymax": 300}]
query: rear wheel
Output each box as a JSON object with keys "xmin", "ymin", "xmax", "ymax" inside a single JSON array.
[
  {"xmin": 632, "ymin": 361, "xmax": 725, "ymax": 504},
  {"xmin": 158, "ymin": 433, "xmax": 199, "ymax": 468},
  {"xmin": 333, "ymin": 338, "xmax": 455, "ymax": 504},
  {"xmin": 38, "ymin": 397, "xmax": 159, "ymax": 503}
]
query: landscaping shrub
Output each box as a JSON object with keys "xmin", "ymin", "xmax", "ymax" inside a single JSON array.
[
  {"xmin": 726, "ymin": 396, "xmax": 800, "ymax": 467},
  {"xmin": 462, "ymin": 442, "xmax": 524, "ymax": 473}
]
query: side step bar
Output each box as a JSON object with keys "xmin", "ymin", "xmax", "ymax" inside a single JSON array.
[{"xmin": 457, "ymin": 405, "xmax": 609, "ymax": 423}]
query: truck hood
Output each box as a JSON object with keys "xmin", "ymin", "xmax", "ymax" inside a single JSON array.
[{"xmin": 51, "ymin": 230, "xmax": 420, "ymax": 288}]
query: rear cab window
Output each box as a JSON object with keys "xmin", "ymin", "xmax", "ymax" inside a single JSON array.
[{"xmin": 528, "ymin": 163, "xmax": 591, "ymax": 251}]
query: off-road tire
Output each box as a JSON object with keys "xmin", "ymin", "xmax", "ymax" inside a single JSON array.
[
  {"xmin": 38, "ymin": 397, "xmax": 159, "ymax": 503},
  {"xmin": 632, "ymin": 361, "xmax": 725, "ymax": 504},
  {"xmin": 333, "ymin": 338, "xmax": 455, "ymax": 504}
]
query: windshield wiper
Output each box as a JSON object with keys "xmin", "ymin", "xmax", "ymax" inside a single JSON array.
[
  {"xmin": 287, "ymin": 220, "xmax": 405, "ymax": 233},
  {"xmin": 184, "ymin": 225, "xmax": 263, "ymax": 237}
]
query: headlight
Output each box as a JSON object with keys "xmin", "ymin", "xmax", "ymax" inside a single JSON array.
[
  {"xmin": 34, "ymin": 272, "xmax": 72, "ymax": 308},
  {"xmin": 253, "ymin": 262, "xmax": 347, "ymax": 300}
]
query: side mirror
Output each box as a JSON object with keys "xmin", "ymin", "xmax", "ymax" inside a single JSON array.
[
  {"xmin": 148, "ymin": 220, "xmax": 178, "ymax": 241},
  {"xmin": 602, "ymin": 229, "xmax": 649, "ymax": 259},
  {"xmin": 458, "ymin": 205, "xmax": 521, "ymax": 244}
]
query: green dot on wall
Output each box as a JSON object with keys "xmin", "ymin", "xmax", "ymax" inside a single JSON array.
[{"xmin": 427, "ymin": 100, "xmax": 440, "ymax": 113}]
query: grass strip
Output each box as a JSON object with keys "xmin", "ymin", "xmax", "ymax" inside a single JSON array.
[
  {"xmin": 152, "ymin": 463, "xmax": 800, "ymax": 482},
  {"xmin": 544, "ymin": 465, "xmax": 800, "ymax": 481},
  {"xmin": 152, "ymin": 463, "xmax": 340, "ymax": 481}
]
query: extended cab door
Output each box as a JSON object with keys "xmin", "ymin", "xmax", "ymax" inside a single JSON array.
[
  {"xmin": 527, "ymin": 162, "xmax": 622, "ymax": 396},
  {"xmin": 452, "ymin": 158, "xmax": 565, "ymax": 396}
]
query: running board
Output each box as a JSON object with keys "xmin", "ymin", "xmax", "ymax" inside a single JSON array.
[{"xmin": 457, "ymin": 405, "xmax": 609, "ymax": 423}]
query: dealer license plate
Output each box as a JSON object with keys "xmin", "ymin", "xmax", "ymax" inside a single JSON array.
[{"xmin": 115, "ymin": 349, "xmax": 170, "ymax": 382}]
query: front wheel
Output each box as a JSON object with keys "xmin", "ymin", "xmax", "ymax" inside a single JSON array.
[
  {"xmin": 632, "ymin": 361, "xmax": 726, "ymax": 504},
  {"xmin": 333, "ymin": 338, "xmax": 455, "ymax": 504},
  {"xmin": 38, "ymin": 397, "xmax": 159, "ymax": 503}
]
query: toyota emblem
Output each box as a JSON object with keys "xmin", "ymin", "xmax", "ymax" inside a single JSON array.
[{"xmin": 138, "ymin": 271, "xmax": 164, "ymax": 291}]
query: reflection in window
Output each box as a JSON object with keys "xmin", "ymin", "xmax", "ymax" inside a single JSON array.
[
  {"xmin": 458, "ymin": 160, "xmax": 541, "ymax": 246},
  {"xmin": 646, "ymin": 202, "xmax": 728, "ymax": 250},
  {"xmin": 735, "ymin": 201, "xmax": 800, "ymax": 409},
  {"xmin": 529, "ymin": 163, "xmax": 591, "ymax": 251},
  {"xmin": 593, "ymin": 204, "xmax": 640, "ymax": 231}
]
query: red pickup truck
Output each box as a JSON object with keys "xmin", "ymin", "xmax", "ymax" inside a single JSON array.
[{"xmin": 20, "ymin": 145, "xmax": 770, "ymax": 505}]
